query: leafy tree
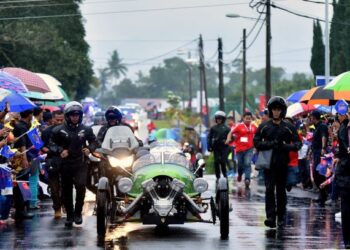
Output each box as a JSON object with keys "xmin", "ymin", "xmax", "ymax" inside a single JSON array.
[
  {"xmin": 330, "ymin": 0, "xmax": 347, "ymax": 75},
  {"xmin": 310, "ymin": 20, "xmax": 325, "ymax": 76},
  {"xmin": 0, "ymin": 0, "xmax": 94, "ymax": 100}
]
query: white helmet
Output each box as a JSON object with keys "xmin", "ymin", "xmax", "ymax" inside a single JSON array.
[
  {"xmin": 214, "ymin": 110, "xmax": 226, "ymax": 119},
  {"xmin": 64, "ymin": 101, "xmax": 83, "ymax": 124}
]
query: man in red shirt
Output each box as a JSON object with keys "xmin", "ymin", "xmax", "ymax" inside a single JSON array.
[{"xmin": 227, "ymin": 112, "xmax": 257, "ymax": 188}]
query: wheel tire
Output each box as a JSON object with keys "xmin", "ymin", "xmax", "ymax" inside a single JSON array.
[
  {"xmin": 97, "ymin": 191, "xmax": 109, "ymax": 237},
  {"xmin": 218, "ymin": 191, "xmax": 229, "ymax": 240}
]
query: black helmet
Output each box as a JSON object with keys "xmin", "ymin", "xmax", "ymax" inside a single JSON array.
[
  {"xmin": 64, "ymin": 101, "xmax": 83, "ymax": 124},
  {"xmin": 267, "ymin": 96, "xmax": 287, "ymax": 119},
  {"xmin": 105, "ymin": 106, "xmax": 123, "ymax": 124}
]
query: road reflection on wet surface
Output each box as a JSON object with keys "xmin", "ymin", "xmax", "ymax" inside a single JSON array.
[{"xmin": 0, "ymin": 178, "xmax": 345, "ymax": 249}]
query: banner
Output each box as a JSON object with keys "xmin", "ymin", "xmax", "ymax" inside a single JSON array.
[
  {"xmin": 17, "ymin": 181, "xmax": 32, "ymax": 201},
  {"xmin": 0, "ymin": 165, "xmax": 12, "ymax": 195}
]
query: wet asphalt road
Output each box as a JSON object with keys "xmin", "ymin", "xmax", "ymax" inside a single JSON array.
[{"xmin": 0, "ymin": 176, "xmax": 345, "ymax": 250}]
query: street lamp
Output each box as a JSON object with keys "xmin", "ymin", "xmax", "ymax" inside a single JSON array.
[{"xmin": 225, "ymin": 13, "xmax": 261, "ymax": 21}]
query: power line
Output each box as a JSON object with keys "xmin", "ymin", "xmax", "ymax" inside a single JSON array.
[
  {"xmin": 86, "ymin": 39, "xmax": 217, "ymax": 43},
  {"xmin": 125, "ymin": 39, "xmax": 198, "ymax": 66},
  {"xmin": 0, "ymin": 0, "xmax": 47, "ymax": 4},
  {"xmin": 223, "ymin": 6, "xmax": 265, "ymax": 55},
  {"xmin": 0, "ymin": 0, "xmax": 137, "ymax": 10},
  {"xmin": 247, "ymin": 18, "xmax": 265, "ymax": 49},
  {"xmin": 0, "ymin": 3, "xmax": 251, "ymax": 21}
]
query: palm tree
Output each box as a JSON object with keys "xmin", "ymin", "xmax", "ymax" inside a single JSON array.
[
  {"xmin": 98, "ymin": 68, "xmax": 110, "ymax": 97},
  {"xmin": 107, "ymin": 50, "xmax": 128, "ymax": 84}
]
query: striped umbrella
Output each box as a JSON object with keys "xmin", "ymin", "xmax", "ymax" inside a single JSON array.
[
  {"xmin": 324, "ymin": 71, "xmax": 350, "ymax": 100},
  {"xmin": 299, "ymin": 86, "xmax": 336, "ymax": 105},
  {"xmin": 286, "ymin": 103, "xmax": 316, "ymax": 117},
  {"xmin": 1, "ymin": 67, "xmax": 50, "ymax": 93}
]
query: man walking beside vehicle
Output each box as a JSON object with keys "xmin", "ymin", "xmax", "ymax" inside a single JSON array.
[
  {"xmin": 254, "ymin": 97, "xmax": 301, "ymax": 228},
  {"xmin": 52, "ymin": 102, "xmax": 98, "ymax": 227},
  {"xmin": 41, "ymin": 110, "xmax": 65, "ymax": 219},
  {"xmin": 207, "ymin": 111, "xmax": 230, "ymax": 180}
]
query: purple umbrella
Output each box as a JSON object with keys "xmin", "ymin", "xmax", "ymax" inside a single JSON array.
[
  {"xmin": 286, "ymin": 90, "xmax": 308, "ymax": 103},
  {"xmin": 0, "ymin": 71, "xmax": 28, "ymax": 93}
]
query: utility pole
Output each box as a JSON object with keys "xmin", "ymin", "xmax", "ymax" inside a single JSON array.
[
  {"xmin": 218, "ymin": 37, "xmax": 224, "ymax": 111},
  {"xmin": 325, "ymin": 0, "xmax": 330, "ymax": 84},
  {"xmin": 187, "ymin": 51, "xmax": 192, "ymax": 110},
  {"xmin": 199, "ymin": 34, "xmax": 210, "ymax": 128},
  {"xmin": 265, "ymin": 0, "xmax": 271, "ymax": 104},
  {"xmin": 242, "ymin": 29, "xmax": 247, "ymax": 114}
]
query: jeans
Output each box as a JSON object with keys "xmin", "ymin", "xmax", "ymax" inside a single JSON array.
[
  {"xmin": 0, "ymin": 195, "xmax": 12, "ymax": 220},
  {"xmin": 236, "ymin": 148, "xmax": 253, "ymax": 181}
]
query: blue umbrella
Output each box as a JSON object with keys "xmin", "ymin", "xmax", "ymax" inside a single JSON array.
[
  {"xmin": 0, "ymin": 89, "xmax": 35, "ymax": 112},
  {"xmin": 286, "ymin": 90, "xmax": 308, "ymax": 103}
]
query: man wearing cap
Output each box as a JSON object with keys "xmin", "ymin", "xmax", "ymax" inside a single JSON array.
[
  {"xmin": 309, "ymin": 110, "xmax": 329, "ymax": 205},
  {"xmin": 334, "ymin": 100, "xmax": 350, "ymax": 249}
]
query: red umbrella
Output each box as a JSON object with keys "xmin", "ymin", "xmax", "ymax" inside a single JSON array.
[{"xmin": 1, "ymin": 67, "xmax": 50, "ymax": 93}]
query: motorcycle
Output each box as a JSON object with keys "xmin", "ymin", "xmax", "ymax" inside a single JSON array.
[{"xmin": 91, "ymin": 126, "xmax": 141, "ymax": 237}]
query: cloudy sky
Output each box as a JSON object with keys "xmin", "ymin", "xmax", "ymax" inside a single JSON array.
[{"xmin": 80, "ymin": 0, "xmax": 331, "ymax": 79}]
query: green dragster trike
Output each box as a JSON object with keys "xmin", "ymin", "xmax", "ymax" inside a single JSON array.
[{"xmin": 95, "ymin": 138, "xmax": 230, "ymax": 240}]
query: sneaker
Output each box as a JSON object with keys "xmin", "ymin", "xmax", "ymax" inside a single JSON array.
[
  {"xmin": 54, "ymin": 209, "xmax": 62, "ymax": 219},
  {"xmin": 264, "ymin": 218, "xmax": 276, "ymax": 228},
  {"xmin": 74, "ymin": 213, "xmax": 83, "ymax": 225},
  {"xmin": 237, "ymin": 175, "xmax": 242, "ymax": 182}
]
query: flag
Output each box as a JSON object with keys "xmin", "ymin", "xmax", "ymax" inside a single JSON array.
[
  {"xmin": 0, "ymin": 145, "xmax": 17, "ymax": 159},
  {"xmin": 39, "ymin": 181, "xmax": 50, "ymax": 197},
  {"xmin": 17, "ymin": 181, "xmax": 32, "ymax": 201},
  {"xmin": 0, "ymin": 165, "xmax": 13, "ymax": 195},
  {"xmin": 26, "ymin": 128, "xmax": 44, "ymax": 150}
]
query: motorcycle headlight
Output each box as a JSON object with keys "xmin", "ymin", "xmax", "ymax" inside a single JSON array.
[
  {"xmin": 108, "ymin": 155, "xmax": 134, "ymax": 168},
  {"xmin": 118, "ymin": 177, "xmax": 133, "ymax": 194},
  {"xmin": 193, "ymin": 178, "xmax": 208, "ymax": 193}
]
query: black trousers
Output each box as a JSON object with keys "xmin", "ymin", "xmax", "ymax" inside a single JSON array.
[
  {"xmin": 264, "ymin": 165, "xmax": 288, "ymax": 220},
  {"xmin": 213, "ymin": 147, "xmax": 229, "ymax": 179},
  {"xmin": 60, "ymin": 160, "xmax": 87, "ymax": 218},
  {"xmin": 13, "ymin": 169, "xmax": 30, "ymax": 218},
  {"xmin": 48, "ymin": 172, "xmax": 61, "ymax": 211},
  {"xmin": 340, "ymin": 189, "xmax": 350, "ymax": 246}
]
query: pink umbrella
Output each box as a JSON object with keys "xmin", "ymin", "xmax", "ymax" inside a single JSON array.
[
  {"xmin": 1, "ymin": 67, "xmax": 50, "ymax": 93},
  {"xmin": 286, "ymin": 103, "xmax": 316, "ymax": 117}
]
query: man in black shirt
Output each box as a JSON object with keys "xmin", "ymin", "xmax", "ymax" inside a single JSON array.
[
  {"xmin": 12, "ymin": 109, "xmax": 35, "ymax": 221},
  {"xmin": 41, "ymin": 110, "xmax": 64, "ymax": 218},
  {"xmin": 207, "ymin": 111, "xmax": 231, "ymax": 179},
  {"xmin": 334, "ymin": 101, "xmax": 350, "ymax": 249},
  {"xmin": 52, "ymin": 102, "xmax": 98, "ymax": 227},
  {"xmin": 254, "ymin": 97, "xmax": 301, "ymax": 228},
  {"xmin": 310, "ymin": 110, "xmax": 329, "ymax": 205}
]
